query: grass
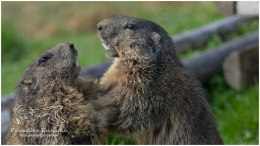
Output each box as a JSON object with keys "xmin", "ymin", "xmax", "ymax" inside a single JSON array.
[
  {"xmin": 204, "ymin": 70, "xmax": 259, "ymax": 145},
  {"xmin": 1, "ymin": 1, "xmax": 259, "ymax": 145},
  {"xmin": 103, "ymin": 134, "xmax": 136, "ymax": 145}
]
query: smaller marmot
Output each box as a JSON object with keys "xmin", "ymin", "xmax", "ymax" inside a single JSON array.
[
  {"xmin": 95, "ymin": 16, "xmax": 223, "ymax": 144},
  {"xmin": 6, "ymin": 42, "xmax": 118, "ymax": 145}
]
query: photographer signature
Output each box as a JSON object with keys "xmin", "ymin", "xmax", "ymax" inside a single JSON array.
[{"xmin": 12, "ymin": 105, "xmax": 65, "ymax": 126}]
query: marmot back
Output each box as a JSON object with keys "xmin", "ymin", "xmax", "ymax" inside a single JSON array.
[
  {"xmin": 6, "ymin": 42, "xmax": 118, "ymax": 144},
  {"xmin": 96, "ymin": 16, "xmax": 223, "ymax": 144}
]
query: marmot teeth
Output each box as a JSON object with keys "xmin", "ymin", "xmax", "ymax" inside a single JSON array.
[
  {"xmin": 100, "ymin": 38, "xmax": 107, "ymax": 44},
  {"xmin": 102, "ymin": 43, "xmax": 111, "ymax": 50}
]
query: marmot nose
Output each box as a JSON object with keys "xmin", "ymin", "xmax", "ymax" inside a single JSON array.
[
  {"xmin": 97, "ymin": 25, "xmax": 102, "ymax": 31},
  {"xmin": 69, "ymin": 42, "xmax": 74, "ymax": 48},
  {"xmin": 97, "ymin": 21, "xmax": 106, "ymax": 31},
  {"xmin": 65, "ymin": 42, "xmax": 74, "ymax": 49}
]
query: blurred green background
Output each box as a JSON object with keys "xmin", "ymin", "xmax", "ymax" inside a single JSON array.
[{"xmin": 1, "ymin": 1, "xmax": 259, "ymax": 144}]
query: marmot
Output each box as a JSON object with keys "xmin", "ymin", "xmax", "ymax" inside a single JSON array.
[
  {"xmin": 96, "ymin": 16, "xmax": 223, "ymax": 144},
  {"xmin": 6, "ymin": 42, "xmax": 118, "ymax": 144}
]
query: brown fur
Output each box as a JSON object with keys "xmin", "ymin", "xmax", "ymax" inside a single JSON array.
[
  {"xmin": 6, "ymin": 42, "xmax": 118, "ymax": 144},
  {"xmin": 96, "ymin": 16, "xmax": 223, "ymax": 144}
]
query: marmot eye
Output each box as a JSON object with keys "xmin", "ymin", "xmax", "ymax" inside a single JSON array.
[
  {"xmin": 127, "ymin": 24, "xmax": 135, "ymax": 29},
  {"xmin": 41, "ymin": 57, "xmax": 50, "ymax": 62}
]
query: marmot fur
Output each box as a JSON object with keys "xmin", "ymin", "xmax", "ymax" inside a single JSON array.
[
  {"xmin": 96, "ymin": 16, "xmax": 223, "ymax": 144},
  {"xmin": 6, "ymin": 42, "xmax": 118, "ymax": 144}
]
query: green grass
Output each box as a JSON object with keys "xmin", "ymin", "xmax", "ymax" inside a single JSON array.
[
  {"xmin": 1, "ymin": 1, "xmax": 259, "ymax": 145},
  {"xmin": 204, "ymin": 70, "xmax": 259, "ymax": 145},
  {"xmin": 103, "ymin": 134, "xmax": 136, "ymax": 145}
]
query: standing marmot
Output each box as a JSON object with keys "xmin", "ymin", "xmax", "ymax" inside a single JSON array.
[
  {"xmin": 6, "ymin": 42, "xmax": 118, "ymax": 144},
  {"xmin": 96, "ymin": 16, "xmax": 223, "ymax": 144}
]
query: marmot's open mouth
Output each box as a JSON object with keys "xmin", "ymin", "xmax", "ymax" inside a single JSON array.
[
  {"xmin": 100, "ymin": 38, "xmax": 113, "ymax": 51},
  {"xmin": 100, "ymin": 38, "xmax": 119, "ymax": 57},
  {"xmin": 102, "ymin": 43, "xmax": 113, "ymax": 51}
]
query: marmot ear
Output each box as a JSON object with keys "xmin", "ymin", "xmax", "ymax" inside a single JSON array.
[
  {"xmin": 150, "ymin": 32, "xmax": 161, "ymax": 46},
  {"xmin": 21, "ymin": 77, "xmax": 35, "ymax": 86}
]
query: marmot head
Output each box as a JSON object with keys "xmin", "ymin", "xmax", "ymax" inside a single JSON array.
[
  {"xmin": 97, "ymin": 16, "xmax": 174, "ymax": 62},
  {"xmin": 16, "ymin": 42, "xmax": 81, "ymax": 106}
]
